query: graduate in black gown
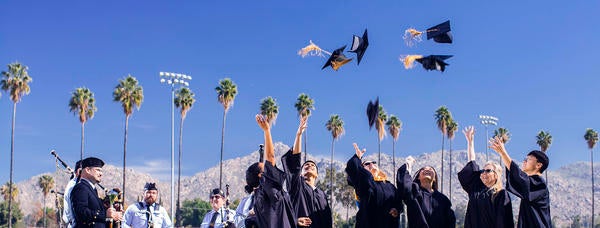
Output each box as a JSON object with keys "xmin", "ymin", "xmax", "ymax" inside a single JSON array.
[
  {"xmin": 457, "ymin": 126, "xmax": 513, "ymax": 228},
  {"xmin": 396, "ymin": 157, "xmax": 455, "ymax": 228},
  {"xmin": 282, "ymin": 116, "xmax": 332, "ymax": 228},
  {"xmin": 490, "ymin": 136, "xmax": 552, "ymax": 228},
  {"xmin": 346, "ymin": 143, "xmax": 400, "ymax": 228},
  {"xmin": 253, "ymin": 114, "xmax": 297, "ymax": 228}
]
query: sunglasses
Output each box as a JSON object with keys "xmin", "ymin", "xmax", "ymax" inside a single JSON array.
[
  {"xmin": 481, "ymin": 169, "xmax": 495, "ymax": 173},
  {"xmin": 210, "ymin": 195, "xmax": 223, "ymax": 200},
  {"xmin": 362, "ymin": 161, "xmax": 377, "ymax": 166}
]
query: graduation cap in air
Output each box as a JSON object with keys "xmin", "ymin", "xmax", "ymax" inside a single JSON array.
[
  {"xmin": 404, "ymin": 20, "xmax": 453, "ymax": 46},
  {"xmin": 366, "ymin": 97, "xmax": 379, "ymax": 129},
  {"xmin": 400, "ymin": 55, "xmax": 453, "ymax": 72},
  {"xmin": 321, "ymin": 45, "xmax": 353, "ymax": 71},
  {"xmin": 426, "ymin": 20, "xmax": 452, "ymax": 43},
  {"xmin": 298, "ymin": 41, "xmax": 353, "ymax": 71},
  {"xmin": 349, "ymin": 29, "xmax": 369, "ymax": 65}
]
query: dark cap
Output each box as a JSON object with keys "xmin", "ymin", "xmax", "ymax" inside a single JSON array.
[
  {"xmin": 415, "ymin": 55, "xmax": 453, "ymax": 72},
  {"xmin": 528, "ymin": 150, "xmax": 549, "ymax": 173},
  {"xmin": 81, "ymin": 157, "xmax": 105, "ymax": 169},
  {"xmin": 349, "ymin": 29, "xmax": 369, "ymax": 65},
  {"xmin": 322, "ymin": 45, "xmax": 353, "ymax": 71},
  {"xmin": 144, "ymin": 182, "xmax": 158, "ymax": 191},
  {"xmin": 366, "ymin": 97, "xmax": 379, "ymax": 129},
  {"xmin": 426, "ymin": 20, "xmax": 453, "ymax": 44},
  {"xmin": 210, "ymin": 188, "xmax": 225, "ymax": 198},
  {"xmin": 302, "ymin": 160, "xmax": 318, "ymax": 173},
  {"xmin": 74, "ymin": 160, "xmax": 83, "ymax": 170}
]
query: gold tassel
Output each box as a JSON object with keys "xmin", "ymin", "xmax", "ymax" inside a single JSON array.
[
  {"xmin": 403, "ymin": 28, "xmax": 423, "ymax": 47},
  {"xmin": 297, "ymin": 40, "xmax": 331, "ymax": 58},
  {"xmin": 399, "ymin": 55, "xmax": 423, "ymax": 69}
]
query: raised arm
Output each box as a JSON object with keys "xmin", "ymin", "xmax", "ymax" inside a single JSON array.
[
  {"xmin": 293, "ymin": 116, "xmax": 308, "ymax": 154},
  {"xmin": 489, "ymin": 136, "xmax": 512, "ymax": 170},
  {"xmin": 256, "ymin": 114, "xmax": 275, "ymax": 165},
  {"xmin": 463, "ymin": 126, "xmax": 475, "ymax": 161}
]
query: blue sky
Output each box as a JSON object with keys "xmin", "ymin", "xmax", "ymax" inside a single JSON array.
[{"xmin": 1, "ymin": 1, "xmax": 599, "ymax": 182}]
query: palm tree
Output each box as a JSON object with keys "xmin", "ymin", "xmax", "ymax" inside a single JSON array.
[
  {"xmin": 294, "ymin": 93, "xmax": 315, "ymax": 162},
  {"xmin": 446, "ymin": 119, "xmax": 458, "ymax": 202},
  {"xmin": 585, "ymin": 128, "xmax": 598, "ymax": 226},
  {"xmin": 1, "ymin": 62, "xmax": 32, "ymax": 228},
  {"xmin": 0, "ymin": 182, "xmax": 18, "ymax": 202},
  {"xmin": 386, "ymin": 115, "xmax": 402, "ymax": 183},
  {"xmin": 536, "ymin": 130, "xmax": 553, "ymax": 181},
  {"xmin": 260, "ymin": 96, "xmax": 279, "ymax": 125},
  {"xmin": 112, "ymin": 75, "xmax": 144, "ymax": 203},
  {"xmin": 68, "ymin": 87, "xmax": 97, "ymax": 162},
  {"xmin": 174, "ymin": 87, "xmax": 195, "ymax": 227},
  {"xmin": 38, "ymin": 175, "xmax": 54, "ymax": 228},
  {"xmin": 493, "ymin": 127, "xmax": 511, "ymax": 144},
  {"xmin": 215, "ymin": 78, "xmax": 238, "ymax": 189},
  {"xmin": 376, "ymin": 106, "xmax": 388, "ymax": 165},
  {"xmin": 325, "ymin": 114, "xmax": 344, "ymax": 226},
  {"xmin": 434, "ymin": 106, "xmax": 451, "ymax": 193}
]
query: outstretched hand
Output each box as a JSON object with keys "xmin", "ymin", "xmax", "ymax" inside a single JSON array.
[
  {"xmin": 256, "ymin": 114, "xmax": 270, "ymax": 131},
  {"xmin": 297, "ymin": 116, "xmax": 308, "ymax": 136},
  {"xmin": 406, "ymin": 156, "xmax": 416, "ymax": 172},
  {"xmin": 463, "ymin": 126, "xmax": 475, "ymax": 143},
  {"xmin": 353, "ymin": 143, "xmax": 366, "ymax": 159},
  {"xmin": 489, "ymin": 136, "xmax": 507, "ymax": 155}
]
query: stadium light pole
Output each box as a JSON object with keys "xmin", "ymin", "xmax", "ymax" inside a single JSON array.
[
  {"xmin": 479, "ymin": 115, "xmax": 498, "ymax": 161},
  {"xmin": 159, "ymin": 71, "xmax": 191, "ymax": 220}
]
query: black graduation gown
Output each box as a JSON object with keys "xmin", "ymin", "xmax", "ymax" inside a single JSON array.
[
  {"xmin": 282, "ymin": 150, "xmax": 332, "ymax": 228},
  {"xmin": 457, "ymin": 161, "xmax": 514, "ymax": 228},
  {"xmin": 70, "ymin": 180, "xmax": 108, "ymax": 228},
  {"xmin": 345, "ymin": 154, "xmax": 399, "ymax": 228},
  {"xmin": 506, "ymin": 161, "xmax": 552, "ymax": 228},
  {"xmin": 254, "ymin": 161, "xmax": 297, "ymax": 228},
  {"xmin": 396, "ymin": 164, "xmax": 455, "ymax": 228}
]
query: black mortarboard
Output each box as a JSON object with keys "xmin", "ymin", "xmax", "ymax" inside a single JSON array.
[
  {"xmin": 426, "ymin": 20, "xmax": 453, "ymax": 44},
  {"xmin": 210, "ymin": 188, "xmax": 225, "ymax": 197},
  {"xmin": 349, "ymin": 29, "xmax": 369, "ymax": 65},
  {"xmin": 528, "ymin": 150, "xmax": 550, "ymax": 173},
  {"xmin": 322, "ymin": 45, "xmax": 353, "ymax": 71},
  {"xmin": 144, "ymin": 182, "xmax": 158, "ymax": 191},
  {"xmin": 81, "ymin": 157, "xmax": 104, "ymax": 168},
  {"xmin": 366, "ymin": 97, "xmax": 379, "ymax": 129},
  {"xmin": 416, "ymin": 55, "xmax": 453, "ymax": 72}
]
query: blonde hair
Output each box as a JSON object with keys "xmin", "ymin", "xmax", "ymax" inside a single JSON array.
[
  {"xmin": 484, "ymin": 161, "xmax": 504, "ymax": 194},
  {"xmin": 370, "ymin": 168, "xmax": 388, "ymax": 182}
]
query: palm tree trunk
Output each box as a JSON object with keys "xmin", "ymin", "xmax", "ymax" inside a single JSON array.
[
  {"xmin": 592, "ymin": 149, "xmax": 595, "ymax": 226},
  {"xmin": 449, "ymin": 139, "xmax": 452, "ymax": 202},
  {"xmin": 8, "ymin": 102, "xmax": 16, "ymax": 228},
  {"xmin": 122, "ymin": 115, "xmax": 130, "ymax": 205},
  {"xmin": 441, "ymin": 134, "xmax": 445, "ymax": 194},
  {"xmin": 43, "ymin": 195, "xmax": 47, "ymax": 228},
  {"xmin": 303, "ymin": 131, "xmax": 307, "ymax": 163},
  {"xmin": 330, "ymin": 138, "xmax": 335, "ymax": 227},
  {"xmin": 377, "ymin": 136, "xmax": 381, "ymax": 165},
  {"xmin": 393, "ymin": 140, "xmax": 396, "ymax": 186},
  {"xmin": 219, "ymin": 110, "xmax": 227, "ymax": 190},
  {"xmin": 176, "ymin": 116, "xmax": 185, "ymax": 227},
  {"xmin": 81, "ymin": 122, "xmax": 85, "ymax": 162}
]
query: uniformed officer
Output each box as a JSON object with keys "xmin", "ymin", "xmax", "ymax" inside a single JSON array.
[{"xmin": 122, "ymin": 183, "xmax": 172, "ymax": 228}]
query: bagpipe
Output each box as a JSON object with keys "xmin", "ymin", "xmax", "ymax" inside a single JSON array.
[{"xmin": 222, "ymin": 184, "xmax": 236, "ymax": 228}]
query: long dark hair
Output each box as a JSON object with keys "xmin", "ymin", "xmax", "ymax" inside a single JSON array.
[{"xmin": 412, "ymin": 166, "xmax": 439, "ymax": 191}]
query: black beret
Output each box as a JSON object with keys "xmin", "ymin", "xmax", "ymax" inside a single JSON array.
[
  {"xmin": 210, "ymin": 188, "xmax": 225, "ymax": 197},
  {"xmin": 144, "ymin": 182, "xmax": 158, "ymax": 191}
]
